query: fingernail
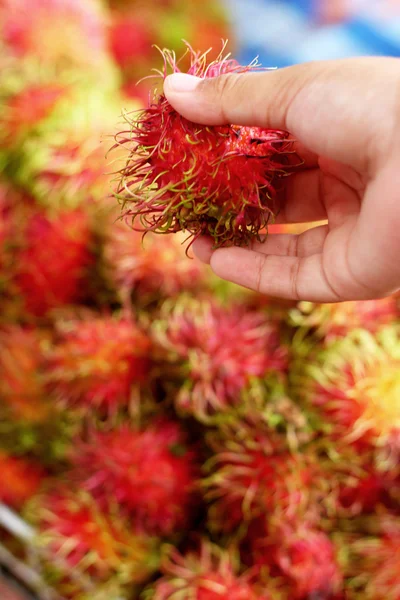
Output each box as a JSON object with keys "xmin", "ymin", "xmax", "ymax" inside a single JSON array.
[{"xmin": 164, "ymin": 73, "xmax": 201, "ymax": 93}]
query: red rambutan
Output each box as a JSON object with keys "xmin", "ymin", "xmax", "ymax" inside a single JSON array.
[
  {"xmin": 152, "ymin": 297, "xmax": 288, "ymax": 422},
  {"xmin": 290, "ymin": 297, "xmax": 398, "ymax": 344},
  {"xmin": 350, "ymin": 516, "xmax": 400, "ymax": 600},
  {"xmin": 204, "ymin": 430, "xmax": 323, "ymax": 534},
  {"xmin": 0, "ymin": 326, "xmax": 49, "ymax": 423},
  {"xmin": 108, "ymin": 15, "xmax": 153, "ymax": 71},
  {"xmin": 30, "ymin": 488, "xmax": 160, "ymax": 595},
  {"xmin": 70, "ymin": 419, "xmax": 200, "ymax": 536},
  {"xmin": 103, "ymin": 217, "xmax": 205, "ymax": 302},
  {"xmin": 112, "ymin": 45, "xmax": 299, "ymax": 248},
  {"xmin": 1, "ymin": 0, "xmax": 108, "ymax": 71},
  {"xmin": 15, "ymin": 132, "xmax": 111, "ymax": 209},
  {"xmin": 147, "ymin": 540, "xmax": 272, "ymax": 600},
  {"xmin": 46, "ymin": 314, "xmax": 151, "ymax": 413},
  {"xmin": 295, "ymin": 326, "xmax": 400, "ymax": 454},
  {"xmin": 14, "ymin": 208, "xmax": 93, "ymax": 317},
  {"xmin": 0, "ymin": 450, "xmax": 46, "ymax": 509},
  {"xmin": 247, "ymin": 521, "xmax": 343, "ymax": 600},
  {"xmin": 0, "ymin": 83, "xmax": 65, "ymax": 148}
]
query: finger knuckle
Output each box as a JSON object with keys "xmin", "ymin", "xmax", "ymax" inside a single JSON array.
[
  {"xmin": 287, "ymin": 235, "xmax": 299, "ymax": 257},
  {"xmin": 289, "ymin": 259, "xmax": 301, "ymax": 301},
  {"xmin": 255, "ymin": 253, "xmax": 267, "ymax": 293}
]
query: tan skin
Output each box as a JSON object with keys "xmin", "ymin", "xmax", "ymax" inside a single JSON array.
[{"xmin": 164, "ymin": 58, "xmax": 400, "ymax": 303}]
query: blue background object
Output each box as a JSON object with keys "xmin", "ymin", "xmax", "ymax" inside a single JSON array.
[{"xmin": 225, "ymin": 0, "xmax": 400, "ymax": 67}]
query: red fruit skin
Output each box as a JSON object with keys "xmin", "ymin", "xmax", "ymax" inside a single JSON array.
[
  {"xmin": 291, "ymin": 297, "xmax": 398, "ymax": 344},
  {"xmin": 1, "ymin": 84, "xmax": 64, "ymax": 146},
  {"xmin": 1, "ymin": 0, "xmax": 107, "ymax": 66},
  {"xmin": 299, "ymin": 327, "xmax": 400, "ymax": 456},
  {"xmin": 245, "ymin": 520, "xmax": 343, "ymax": 600},
  {"xmin": 0, "ymin": 451, "xmax": 45, "ymax": 509},
  {"xmin": 104, "ymin": 220, "xmax": 205, "ymax": 301},
  {"xmin": 15, "ymin": 209, "xmax": 93, "ymax": 317},
  {"xmin": 34, "ymin": 489, "xmax": 160, "ymax": 588},
  {"xmin": 47, "ymin": 316, "xmax": 151, "ymax": 412},
  {"xmin": 152, "ymin": 542, "xmax": 272, "ymax": 600},
  {"xmin": 206, "ymin": 443, "xmax": 320, "ymax": 534},
  {"xmin": 108, "ymin": 16, "xmax": 153, "ymax": 69},
  {"xmin": 113, "ymin": 46, "xmax": 299, "ymax": 248},
  {"xmin": 274, "ymin": 527, "xmax": 342, "ymax": 600},
  {"xmin": 33, "ymin": 141, "xmax": 108, "ymax": 203},
  {"xmin": 154, "ymin": 299, "xmax": 288, "ymax": 421},
  {"xmin": 70, "ymin": 420, "xmax": 199, "ymax": 536},
  {"xmin": 0, "ymin": 326, "xmax": 50, "ymax": 423},
  {"xmin": 353, "ymin": 522, "xmax": 400, "ymax": 600}
]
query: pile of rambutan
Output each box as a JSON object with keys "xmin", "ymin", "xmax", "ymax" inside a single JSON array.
[{"xmin": 0, "ymin": 1, "xmax": 399, "ymax": 599}]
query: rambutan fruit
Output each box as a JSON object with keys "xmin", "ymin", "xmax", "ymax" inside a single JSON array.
[
  {"xmin": 103, "ymin": 217, "xmax": 205, "ymax": 304},
  {"xmin": 203, "ymin": 430, "xmax": 324, "ymax": 534},
  {"xmin": 1, "ymin": 0, "xmax": 109, "ymax": 72},
  {"xmin": 247, "ymin": 521, "xmax": 343, "ymax": 600},
  {"xmin": 14, "ymin": 207, "xmax": 93, "ymax": 317},
  {"xmin": 14, "ymin": 133, "xmax": 110, "ymax": 209},
  {"xmin": 11, "ymin": 86, "xmax": 131, "ymax": 208},
  {"xmin": 348, "ymin": 516, "xmax": 400, "ymax": 600},
  {"xmin": 294, "ymin": 326, "xmax": 400, "ymax": 455},
  {"xmin": 108, "ymin": 14, "xmax": 153, "ymax": 72},
  {"xmin": 0, "ymin": 326, "xmax": 49, "ymax": 423},
  {"xmin": 290, "ymin": 297, "xmax": 398, "ymax": 345},
  {"xmin": 112, "ymin": 45, "xmax": 300, "ymax": 249},
  {"xmin": 29, "ymin": 488, "xmax": 160, "ymax": 596},
  {"xmin": 0, "ymin": 450, "xmax": 46, "ymax": 509},
  {"xmin": 0, "ymin": 83, "xmax": 65, "ymax": 149},
  {"xmin": 146, "ymin": 540, "xmax": 273, "ymax": 600},
  {"xmin": 0, "ymin": 325, "xmax": 79, "ymax": 462},
  {"xmin": 46, "ymin": 313, "xmax": 151, "ymax": 414},
  {"xmin": 206, "ymin": 394, "xmax": 314, "ymax": 461},
  {"xmin": 70, "ymin": 419, "xmax": 200, "ymax": 536},
  {"xmin": 152, "ymin": 296, "xmax": 288, "ymax": 422}
]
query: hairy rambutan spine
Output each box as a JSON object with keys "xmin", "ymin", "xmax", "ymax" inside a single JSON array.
[
  {"xmin": 290, "ymin": 297, "xmax": 398, "ymax": 345},
  {"xmin": 28, "ymin": 488, "xmax": 161, "ymax": 596},
  {"xmin": 247, "ymin": 521, "xmax": 343, "ymax": 600},
  {"xmin": 46, "ymin": 313, "xmax": 152, "ymax": 414},
  {"xmin": 69, "ymin": 419, "xmax": 200, "ymax": 537},
  {"xmin": 152, "ymin": 296, "xmax": 288, "ymax": 422},
  {"xmin": 203, "ymin": 429, "xmax": 325, "ymax": 534},
  {"xmin": 103, "ymin": 217, "xmax": 205, "ymax": 304},
  {"xmin": 145, "ymin": 540, "xmax": 273, "ymax": 600},
  {"xmin": 14, "ymin": 207, "xmax": 93, "ymax": 318},
  {"xmin": 293, "ymin": 326, "xmax": 400, "ymax": 454},
  {"xmin": 111, "ymin": 44, "xmax": 300, "ymax": 249}
]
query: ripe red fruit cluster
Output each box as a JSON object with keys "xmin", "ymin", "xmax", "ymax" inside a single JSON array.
[{"xmin": 0, "ymin": 1, "xmax": 399, "ymax": 599}]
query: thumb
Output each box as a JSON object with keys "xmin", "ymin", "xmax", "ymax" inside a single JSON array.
[{"xmin": 163, "ymin": 58, "xmax": 400, "ymax": 173}]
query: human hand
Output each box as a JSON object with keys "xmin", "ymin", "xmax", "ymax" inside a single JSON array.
[{"xmin": 164, "ymin": 58, "xmax": 400, "ymax": 302}]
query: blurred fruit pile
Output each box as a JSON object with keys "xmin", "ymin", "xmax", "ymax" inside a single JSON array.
[{"xmin": 0, "ymin": 1, "xmax": 400, "ymax": 599}]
